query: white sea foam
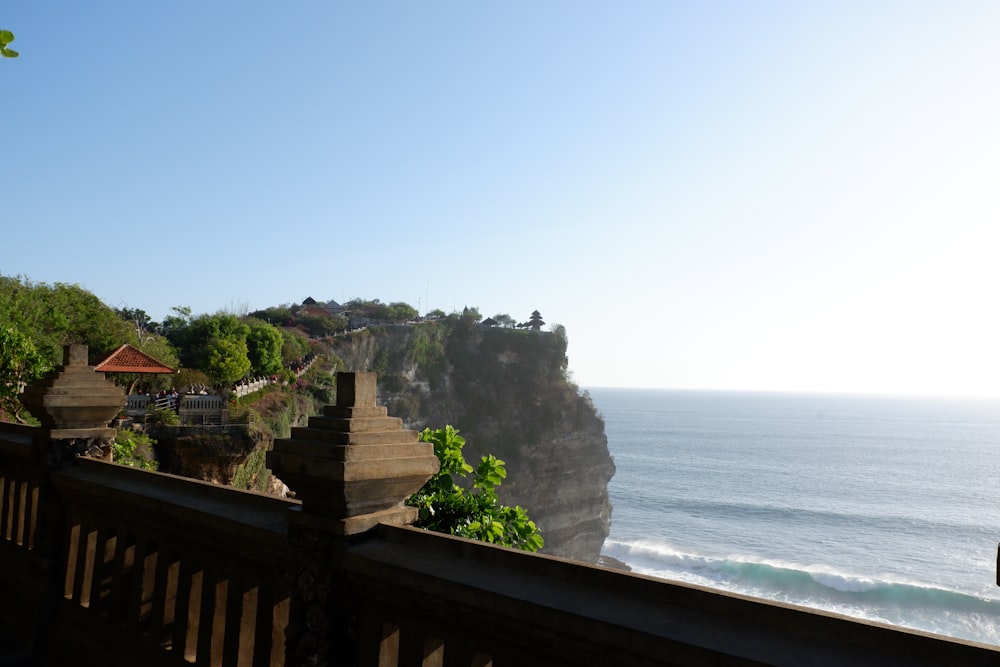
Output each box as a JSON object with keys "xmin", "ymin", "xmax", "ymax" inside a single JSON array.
[{"xmin": 604, "ymin": 537, "xmax": 1000, "ymax": 645}]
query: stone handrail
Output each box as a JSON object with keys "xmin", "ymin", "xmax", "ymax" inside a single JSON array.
[
  {"xmin": 48, "ymin": 457, "xmax": 293, "ymax": 666},
  {"xmin": 179, "ymin": 394, "xmax": 227, "ymax": 412},
  {"xmin": 232, "ymin": 378, "xmax": 270, "ymax": 399},
  {"xmin": 340, "ymin": 524, "xmax": 1000, "ymax": 667},
  {"xmin": 125, "ymin": 394, "xmax": 151, "ymax": 413}
]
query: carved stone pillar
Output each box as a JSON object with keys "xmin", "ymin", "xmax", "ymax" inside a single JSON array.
[
  {"xmin": 19, "ymin": 343, "xmax": 124, "ymax": 461},
  {"xmin": 268, "ymin": 372, "xmax": 439, "ymax": 666}
]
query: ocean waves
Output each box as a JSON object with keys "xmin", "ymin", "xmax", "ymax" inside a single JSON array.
[{"xmin": 603, "ymin": 537, "xmax": 1000, "ymax": 646}]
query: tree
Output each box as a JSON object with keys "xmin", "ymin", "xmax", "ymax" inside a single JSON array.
[
  {"xmin": 158, "ymin": 306, "xmax": 192, "ymax": 342},
  {"xmin": 246, "ymin": 319, "xmax": 284, "ymax": 375},
  {"xmin": 280, "ymin": 327, "xmax": 311, "ymax": 363},
  {"xmin": 0, "ymin": 30, "xmax": 17, "ymax": 58},
  {"xmin": 0, "ymin": 275, "xmax": 133, "ymax": 366},
  {"xmin": 491, "ymin": 313, "xmax": 516, "ymax": 329},
  {"xmin": 406, "ymin": 426, "xmax": 543, "ymax": 552},
  {"xmin": 116, "ymin": 306, "xmax": 155, "ymax": 343},
  {"xmin": 0, "ymin": 325, "xmax": 48, "ymax": 423},
  {"xmin": 249, "ymin": 305, "xmax": 295, "ymax": 326},
  {"xmin": 204, "ymin": 336, "xmax": 252, "ymax": 386},
  {"xmin": 460, "ymin": 306, "xmax": 482, "ymax": 323},
  {"xmin": 297, "ymin": 313, "xmax": 344, "ymax": 338},
  {"xmin": 384, "ymin": 302, "xmax": 418, "ymax": 323},
  {"xmin": 189, "ymin": 314, "xmax": 249, "ymax": 371},
  {"xmin": 165, "ymin": 312, "xmax": 252, "ymax": 385}
]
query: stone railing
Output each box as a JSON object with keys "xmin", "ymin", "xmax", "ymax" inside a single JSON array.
[
  {"xmin": 178, "ymin": 394, "xmax": 230, "ymax": 425},
  {"xmin": 0, "ymin": 348, "xmax": 997, "ymax": 666},
  {"xmin": 232, "ymin": 378, "xmax": 270, "ymax": 399},
  {"xmin": 125, "ymin": 394, "xmax": 151, "ymax": 414},
  {"xmin": 341, "ymin": 524, "xmax": 1000, "ymax": 667},
  {"xmin": 0, "ymin": 424, "xmax": 44, "ymax": 554},
  {"xmin": 52, "ymin": 459, "xmax": 291, "ymax": 666}
]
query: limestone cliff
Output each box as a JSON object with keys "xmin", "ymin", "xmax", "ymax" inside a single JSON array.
[{"xmin": 322, "ymin": 319, "xmax": 615, "ymax": 563}]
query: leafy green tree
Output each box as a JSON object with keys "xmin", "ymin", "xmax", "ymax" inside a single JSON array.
[
  {"xmin": 280, "ymin": 327, "xmax": 311, "ymax": 363},
  {"xmin": 204, "ymin": 336, "xmax": 252, "ymax": 386},
  {"xmin": 249, "ymin": 305, "xmax": 295, "ymax": 326},
  {"xmin": 407, "ymin": 425, "xmax": 543, "ymax": 552},
  {"xmin": 0, "ymin": 325, "xmax": 49, "ymax": 423},
  {"xmin": 297, "ymin": 313, "xmax": 344, "ymax": 338},
  {"xmin": 491, "ymin": 313, "xmax": 516, "ymax": 328},
  {"xmin": 158, "ymin": 306, "xmax": 192, "ymax": 343},
  {"xmin": 116, "ymin": 306, "xmax": 153, "ymax": 332},
  {"xmin": 246, "ymin": 319, "xmax": 284, "ymax": 375},
  {"xmin": 384, "ymin": 302, "xmax": 418, "ymax": 323},
  {"xmin": 0, "ymin": 275, "xmax": 132, "ymax": 366},
  {"xmin": 0, "ymin": 30, "xmax": 17, "ymax": 58},
  {"xmin": 170, "ymin": 313, "xmax": 251, "ymax": 384}
]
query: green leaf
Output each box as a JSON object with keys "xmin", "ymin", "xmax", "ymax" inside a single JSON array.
[{"xmin": 0, "ymin": 29, "xmax": 17, "ymax": 58}]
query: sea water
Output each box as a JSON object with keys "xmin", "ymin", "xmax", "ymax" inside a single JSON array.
[{"xmin": 588, "ymin": 388, "xmax": 1000, "ymax": 646}]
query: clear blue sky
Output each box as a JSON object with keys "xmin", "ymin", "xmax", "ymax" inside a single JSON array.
[{"xmin": 4, "ymin": 2, "xmax": 999, "ymax": 397}]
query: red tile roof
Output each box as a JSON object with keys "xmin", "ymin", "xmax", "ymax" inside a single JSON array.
[{"xmin": 94, "ymin": 344, "xmax": 177, "ymax": 374}]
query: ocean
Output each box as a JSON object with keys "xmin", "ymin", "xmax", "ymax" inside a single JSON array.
[{"xmin": 587, "ymin": 388, "xmax": 1000, "ymax": 646}]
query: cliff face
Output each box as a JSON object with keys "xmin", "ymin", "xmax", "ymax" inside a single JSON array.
[{"xmin": 324, "ymin": 320, "xmax": 615, "ymax": 563}]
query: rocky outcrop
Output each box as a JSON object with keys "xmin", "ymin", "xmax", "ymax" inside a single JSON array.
[
  {"xmin": 323, "ymin": 320, "xmax": 615, "ymax": 563},
  {"xmin": 151, "ymin": 425, "xmax": 264, "ymax": 484}
]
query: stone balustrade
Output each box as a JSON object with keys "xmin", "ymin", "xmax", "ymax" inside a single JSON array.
[
  {"xmin": 125, "ymin": 394, "xmax": 151, "ymax": 414},
  {"xmin": 0, "ymin": 348, "xmax": 997, "ymax": 666},
  {"xmin": 232, "ymin": 378, "xmax": 270, "ymax": 399}
]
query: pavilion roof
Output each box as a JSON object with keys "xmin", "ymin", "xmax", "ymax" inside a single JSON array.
[{"xmin": 94, "ymin": 344, "xmax": 177, "ymax": 374}]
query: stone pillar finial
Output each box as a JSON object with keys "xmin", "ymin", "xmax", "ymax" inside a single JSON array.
[
  {"xmin": 267, "ymin": 372, "xmax": 439, "ymax": 535},
  {"xmin": 335, "ymin": 372, "xmax": 376, "ymax": 409},
  {"xmin": 64, "ymin": 343, "xmax": 89, "ymax": 367}
]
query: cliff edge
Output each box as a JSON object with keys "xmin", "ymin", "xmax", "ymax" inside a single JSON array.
[{"xmin": 323, "ymin": 319, "xmax": 615, "ymax": 563}]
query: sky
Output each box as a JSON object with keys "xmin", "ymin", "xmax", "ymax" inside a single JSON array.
[{"xmin": 3, "ymin": 2, "xmax": 1000, "ymax": 397}]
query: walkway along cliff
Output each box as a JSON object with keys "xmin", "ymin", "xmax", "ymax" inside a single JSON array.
[{"xmin": 0, "ymin": 346, "xmax": 997, "ymax": 666}]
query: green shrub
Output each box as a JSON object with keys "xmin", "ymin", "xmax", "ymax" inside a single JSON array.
[
  {"xmin": 112, "ymin": 430, "xmax": 159, "ymax": 471},
  {"xmin": 146, "ymin": 407, "xmax": 180, "ymax": 426},
  {"xmin": 232, "ymin": 446, "xmax": 270, "ymax": 492},
  {"xmin": 406, "ymin": 425, "xmax": 543, "ymax": 552}
]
